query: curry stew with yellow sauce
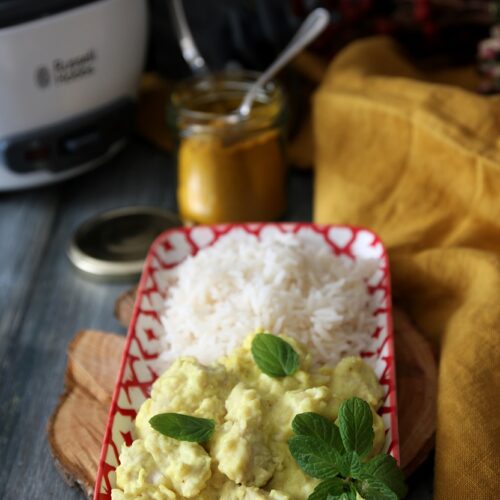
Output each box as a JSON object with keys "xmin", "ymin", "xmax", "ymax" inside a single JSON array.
[{"xmin": 112, "ymin": 334, "xmax": 385, "ymax": 500}]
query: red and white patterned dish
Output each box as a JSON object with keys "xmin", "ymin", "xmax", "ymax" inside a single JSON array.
[{"xmin": 94, "ymin": 223, "xmax": 399, "ymax": 499}]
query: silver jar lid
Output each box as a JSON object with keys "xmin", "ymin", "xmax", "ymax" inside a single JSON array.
[{"xmin": 68, "ymin": 206, "xmax": 182, "ymax": 280}]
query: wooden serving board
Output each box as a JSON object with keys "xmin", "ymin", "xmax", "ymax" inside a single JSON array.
[{"xmin": 48, "ymin": 290, "xmax": 437, "ymax": 498}]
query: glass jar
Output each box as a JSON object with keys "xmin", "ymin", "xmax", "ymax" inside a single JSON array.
[{"xmin": 168, "ymin": 71, "xmax": 288, "ymax": 224}]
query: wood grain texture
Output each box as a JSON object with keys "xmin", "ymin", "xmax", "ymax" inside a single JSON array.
[
  {"xmin": 393, "ymin": 309, "xmax": 437, "ymax": 474},
  {"xmin": 49, "ymin": 291, "xmax": 436, "ymax": 497},
  {"xmin": 114, "ymin": 287, "xmax": 138, "ymax": 329},
  {"xmin": 66, "ymin": 330, "xmax": 124, "ymax": 405},
  {"xmin": 48, "ymin": 331, "xmax": 123, "ymax": 498}
]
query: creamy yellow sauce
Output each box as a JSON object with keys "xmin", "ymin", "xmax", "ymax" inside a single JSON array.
[{"xmin": 112, "ymin": 334, "xmax": 385, "ymax": 499}]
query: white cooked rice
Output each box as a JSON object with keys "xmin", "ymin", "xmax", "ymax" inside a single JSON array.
[{"xmin": 158, "ymin": 231, "xmax": 378, "ymax": 366}]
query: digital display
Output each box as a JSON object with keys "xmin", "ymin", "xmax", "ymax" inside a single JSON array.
[{"xmin": 24, "ymin": 142, "xmax": 51, "ymax": 164}]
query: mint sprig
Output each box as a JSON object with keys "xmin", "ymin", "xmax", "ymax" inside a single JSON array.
[
  {"xmin": 251, "ymin": 333, "xmax": 300, "ymax": 377},
  {"xmin": 308, "ymin": 477, "xmax": 347, "ymax": 499},
  {"xmin": 149, "ymin": 413, "xmax": 214, "ymax": 443},
  {"xmin": 338, "ymin": 397, "xmax": 374, "ymax": 458},
  {"xmin": 288, "ymin": 397, "xmax": 407, "ymax": 499},
  {"xmin": 356, "ymin": 477, "xmax": 398, "ymax": 499},
  {"xmin": 360, "ymin": 454, "xmax": 408, "ymax": 499},
  {"xmin": 292, "ymin": 412, "xmax": 345, "ymax": 452},
  {"xmin": 336, "ymin": 451, "xmax": 363, "ymax": 479},
  {"xmin": 288, "ymin": 435, "xmax": 340, "ymax": 479}
]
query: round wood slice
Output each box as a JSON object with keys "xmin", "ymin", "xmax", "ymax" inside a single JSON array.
[
  {"xmin": 48, "ymin": 291, "xmax": 437, "ymax": 497},
  {"xmin": 48, "ymin": 330, "xmax": 125, "ymax": 498},
  {"xmin": 114, "ymin": 286, "xmax": 138, "ymax": 329},
  {"xmin": 392, "ymin": 308, "xmax": 437, "ymax": 475}
]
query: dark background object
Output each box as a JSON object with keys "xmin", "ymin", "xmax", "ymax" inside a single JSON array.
[
  {"xmin": 148, "ymin": 0, "xmax": 304, "ymax": 77},
  {"xmin": 147, "ymin": 0, "xmax": 492, "ymax": 79},
  {"xmin": 0, "ymin": 0, "xmax": 101, "ymax": 29}
]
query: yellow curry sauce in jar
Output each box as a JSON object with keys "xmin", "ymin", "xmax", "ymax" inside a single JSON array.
[{"xmin": 168, "ymin": 72, "xmax": 288, "ymax": 224}]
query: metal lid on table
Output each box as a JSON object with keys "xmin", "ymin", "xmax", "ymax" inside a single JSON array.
[{"xmin": 68, "ymin": 206, "xmax": 182, "ymax": 280}]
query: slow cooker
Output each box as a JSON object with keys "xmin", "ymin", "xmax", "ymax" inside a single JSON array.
[{"xmin": 0, "ymin": 0, "xmax": 148, "ymax": 191}]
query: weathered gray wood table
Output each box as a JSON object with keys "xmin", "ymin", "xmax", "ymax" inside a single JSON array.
[{"xmin": 0, "ymin": 139, "xmax": 433, "ymax": 499}]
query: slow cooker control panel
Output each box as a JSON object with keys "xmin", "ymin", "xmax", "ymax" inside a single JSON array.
[{"xmin": 1, "ymin": 99, "xmax": 133, "ymax": 174}]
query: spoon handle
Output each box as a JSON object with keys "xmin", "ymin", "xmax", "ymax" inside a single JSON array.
[
  {"xmin": 238, "ymin": 8, "xmax": 330, "ymax": 117},
  {"xmin": 170, "ymin": 0, "xmax": 208, "ymax": 75}
]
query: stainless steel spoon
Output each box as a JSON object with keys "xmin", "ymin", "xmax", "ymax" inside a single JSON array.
[
  {"xmin": 170, "ymin": 0, "xmax": 208, "ymax": 75},
  {"xmin": 235, "ymin": 8, "xmax": 330, "ymax": 120}
]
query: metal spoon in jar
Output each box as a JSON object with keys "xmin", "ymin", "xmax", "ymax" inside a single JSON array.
[
  {"xmin": 231, "ymin": 8, "xmax": 330, "ymax": 122},
  {"xmin": 170, "ymin": 0, "xmax": 209, "ymax": 75}
]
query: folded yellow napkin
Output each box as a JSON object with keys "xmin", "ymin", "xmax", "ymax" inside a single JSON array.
[{"xmin": 314, "ymin": 37, "xmax": 500, "ymax": 499}]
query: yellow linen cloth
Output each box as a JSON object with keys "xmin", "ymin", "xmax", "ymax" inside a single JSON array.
[{"xmin": 314, "ymin": 37, "xmax": 500, "ymax": 499}]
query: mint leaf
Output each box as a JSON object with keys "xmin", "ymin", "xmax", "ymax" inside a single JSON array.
[
  {"xmin": 336, "ymin": 491, "xmax": 356, "ymax": 500},
  {"xmin": 338, "ymin": 397, "xmax": 374, "ymax": 457},
  {"xmin": 292, "ymin": 413, "xmax": 345, "ymax": 453},
  {"xmin": 251, "ymin": 333, "xmax": 300, "ymax": 377},
  {"xmin": 336, "ymin": 451, "xmax": 363, "ymax": 479},
  {"xmin": 288, "ymin": 400, "xmax": 406, "ymax": 500},
  {"xmin": 308, "ymin": 479, "xmax": 359, "ymax": 500},
  {"xmin": 355, "ymin": 477, "xmax": 398, "ymax": 500},
  {"xmin": 308, "ymin": 478, "xmax": 345, "ymax": 499},
  {"xmin": 288, "ymin": 435, "xmax": 340, "ymax": 479},
  {"xmin": 337, "ymin": 491, "xmax": 357, "ymax": 500},
  {"xmin": 149, "ymin": 413, "xmax": 214, "ymax": 442},
  {"xmin": 361, "ymin": 454, "xmax": 407, "ymax": 498}
]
